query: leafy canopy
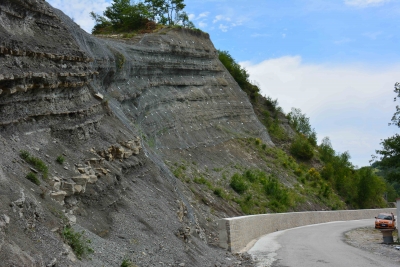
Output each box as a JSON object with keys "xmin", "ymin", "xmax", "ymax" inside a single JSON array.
[
  {"xmin": 375, "ymin": 82, "xmax": 400, "ymax": 183},
  {"xmin": 287, "ymin": 107, "xmax": 317, "ymax": 146},
  {"xmin": 90, "ymin": 0, "xmax": 194, "ymax": 34},
  {"xmin": 218, "ymin": 50, "xmax": 260, "ymax": 100}
]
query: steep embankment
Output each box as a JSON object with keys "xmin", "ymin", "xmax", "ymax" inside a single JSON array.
[{"xmin": 0, "ymin": 0, "xmax": 272, "ymax": 266}]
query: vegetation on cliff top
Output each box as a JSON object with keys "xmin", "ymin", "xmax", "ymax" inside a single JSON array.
[{"xmin": 90, "ymin": 0, "xmax": 194, "ymax": 34}]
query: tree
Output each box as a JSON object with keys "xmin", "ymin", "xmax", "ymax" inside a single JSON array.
[
  {"xmin": 90, "ymin": 0, "xmax": 150, "ymax": 33},
  {"xmin": 287, "ymin": 108, "xmax": 317, "ymax": 146},
  {"xmin": 218, "ymin": 50, "xmax": 259, "ymax": 100},
  {"xmin": 103, "ymin": 0, "xmax": 132, "ymax": 27},
  {"xmin": 356, "ymin": 167, "xmax": 386, "ymax": 208},
  {"xmin": 144, "ymin": 0, "xmax": 186, "ymax": 25},
  {"xmin": 91, "ymin": 0, "xmax": 193, "ymax": 34},
  {"xmin": 389, "ymin": 82, "xmax": 400, "ymax": 127},
  {"xmin": 375, "ymin": 82, "xmax": 400, "ymax": 183}
]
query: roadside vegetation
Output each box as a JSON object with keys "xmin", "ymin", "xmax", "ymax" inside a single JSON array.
[
  {"xmin": 371, "ymin": 82, "xmax": 400, "ymax": 201},
  {"xmin": 217, "ymin": 50, "xmax": 397, "ymax": 211}
]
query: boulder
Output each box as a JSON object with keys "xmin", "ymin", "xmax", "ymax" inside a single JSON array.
[
  {"xmin": 88, "ymin": 175, "xmax": 98, "ymax": 184},
  {"xmin": 74, "ymin": 185, "xmax": 83, "ymax": 194},
  {"xmin": 71, "ymin": 175, "xmax": 90, "ymax": 186},
  {"xmin": 61, "ymin": 182, "xmax": 75, "ymax": 196},
  {"xmin": 50, "ymin": 191, "xmax": 67, "ymax": 204},
  {"xmin": 53, "ymin": 181, "xmax": 61, "ymax": 191}
]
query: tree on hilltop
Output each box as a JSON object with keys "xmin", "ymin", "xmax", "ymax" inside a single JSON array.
[
  {"xmin": 90, "ymin": 0, "xmax": 194, "ymax": 34},
  {"xmin": 145, "ymin": 0, "xmax": 187, "ymax": 25}
]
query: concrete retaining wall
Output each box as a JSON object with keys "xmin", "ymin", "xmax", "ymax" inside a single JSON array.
[{"xmin": 218, "ymin": 208, "xmax": 396, "ymax": 253}]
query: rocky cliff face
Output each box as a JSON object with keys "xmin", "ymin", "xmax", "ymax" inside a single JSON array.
[{"xmin": 0, "ymin": 0, "xmax": 270, "ymax": 266}]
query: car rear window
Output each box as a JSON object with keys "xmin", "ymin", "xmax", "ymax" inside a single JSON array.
[{"xmin": 377, "ymin": 214, "xmax": 392, "ymax": 220}]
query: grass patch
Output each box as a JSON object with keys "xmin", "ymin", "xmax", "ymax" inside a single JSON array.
[
  {"xmin": 229, "ymin": 168, "xmax": 298, "ymax": 213},
  {"xmin": 194, "ymin": 176, "xmax": 213, "ymax": 190},
  {"xmin": 20, "ymin": 150, "xmax": 48, "ymax": 179},
  {"xmin": 213, "ymin": 187, "xmax": 224, "ymax": 198},
  {"xmin": 121, "ymin": 259, "xmax": 137, "ymax": 267},
  {"xmin": 56, "ymin": 155, "xmax": 65, "ymax": 164},
  {"xmin": 230, "ymin": 173, "xmax": 249, "ymax": 194},
  {"xmin": 26, "ymin": 172, "xmax": 40, "ymax": 185},
  {"xmin": 173, "ymin": 164, "xmax": 187, "ymax": 180},
  {"xmin": 62, "ymin": 226, "xmax": 93, "ymax": 260}
]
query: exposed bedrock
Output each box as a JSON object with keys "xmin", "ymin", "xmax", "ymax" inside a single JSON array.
[
  {"xmin": 0, "ymin": 0, "xmax": 271, "ymax": 266},
  {"xmin": 97, "ymin": 30, "xmax": 273, "ymax": 150},
  {"xmin": 0, "ymin": 0, "xmax": 272, "ymax": 149}
]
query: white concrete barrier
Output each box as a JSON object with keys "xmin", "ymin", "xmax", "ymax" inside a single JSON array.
[{"xmin": 218, "ymin": 208, "xmax": 397, "ymax": 253}]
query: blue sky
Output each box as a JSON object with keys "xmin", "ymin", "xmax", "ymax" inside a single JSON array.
[{"xmin": 47, "ymin": 0, "xmax": 400, "ymax": 167}]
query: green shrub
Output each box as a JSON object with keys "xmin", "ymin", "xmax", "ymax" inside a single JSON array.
[
  {"xmin": 20, "ymin": 150, "xmax": 48, "ymax": 179},
  {"xmin": 264, "ymin": 177, "xmax": 279, "ymax": 196},
  {"xmin": 56, "ymin": 155, "xmax": 65, "ymax": 164},
  {"xmin": 213, "ymin": 187, "xmax": 224, "ymax": 198},
  {"xmin": 294, "ymin": 168, "xmax": 303, "ymax": 177},
  {"xmin": 230, "ymin": 173, "xmax": 248, "ymax": 194},
  {"xmin": 194, "ymin": 177, "xmax": 212, "ymax": 189},
  {"xmin": 26, "ymin": 172, "xmax": 40, "ymax": 185},
  {"xmin": 20, "ymin": 150, "xmax": 30, "ymax": 160},
  {"xmin": 262, "ymin": 144, "xmax": 267, "ymax": 150},
  {"xmin": 307, "ymin": 168, "xmax": 321, "ymax": 181},
  {"xmin": 121, "ymin": 259, "xmax": 137, "ymax": 267},
  {"xmin": 243, "ymin": 169, "xmax": 267, "ymax": 183},
  {"xmin": 62, "ymin": 226, "xmax": 93, "ymax": 260},
  {"xmin": 290, "ymin": 135, "xmax": 314, "ymax": 160},
  {"xmin": 121, "ymin": 259, "xmax": 131, "ymax": 267}
]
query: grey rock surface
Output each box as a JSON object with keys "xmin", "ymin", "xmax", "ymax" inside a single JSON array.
[{"xmin": 0, "ymin": 0, "xmax": 267, "ymax": 266}]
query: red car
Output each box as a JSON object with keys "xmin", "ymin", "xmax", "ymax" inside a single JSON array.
[{"xmin": 375, "ymin": 213, "xmax": 396, "ymax": 229}]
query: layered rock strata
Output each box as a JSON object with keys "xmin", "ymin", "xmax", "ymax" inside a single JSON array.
[{"xmin": 0, "ymin": 0, "xmax": 270, "ymax": 266}]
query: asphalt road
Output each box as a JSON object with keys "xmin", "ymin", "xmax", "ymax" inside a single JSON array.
[{"xmin": 247, "ymin": 219, "xmax": 399, "ymax": 267}]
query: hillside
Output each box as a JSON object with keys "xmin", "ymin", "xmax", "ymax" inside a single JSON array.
[{"xmin": 0, "ymin": 0, "xmax": 389, "ymax": 266}]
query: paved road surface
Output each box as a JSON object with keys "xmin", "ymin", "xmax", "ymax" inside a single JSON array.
[{"xmin": 248, "ymin": 219, "xmax": 399, "ymax": 267}]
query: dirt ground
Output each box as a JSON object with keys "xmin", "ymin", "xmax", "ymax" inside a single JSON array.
[{"xmin": 345, "ymin": 227, "xmax": 400, "ymax": 264}]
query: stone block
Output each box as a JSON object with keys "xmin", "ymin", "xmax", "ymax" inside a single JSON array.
[
  {"xmin": 88, "ymin": 175, "xmax": 98, "ymax": 184},
  {"xmin": 61, "ymin": 182, "xmax": 75, "ymax": 196},
  {"xmin": 74, "ymin": 185, "xmax": 83, "ymax": 194},
  {"xmin": 50, "ymin": 191, "xmax": 67, "ymax": 204},
  {"xmin": 94, "ymin": 92, "xmax": 103, "ymax": 100},
  {"xmin": 124, "ymin": 150, "xmax": 133, "ymax": 158},
  {"xmin": 53, "ymin": 181, "xmax": 61, "ymax": 191},
  {"xmin": 71, "ymin": 175, "xmax": 90, "ymax": 186},
  {"xmin": 77, "ymin": 168, "xmax": 87, "ymax": 174}
]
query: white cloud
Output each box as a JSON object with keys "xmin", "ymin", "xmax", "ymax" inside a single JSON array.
[
  {"xmin": 198, "ymin": 21, "xmax": 208, "ymax": 28},
  {"xmin": 188, "ymin": 13, "xmax": 196, "ymax": 21},
  {"xmin": 241, "ymin": 56, "xmax": 400, "ymax": 166},
  {"xmin": 190, "ymin": 12, "xmax": 210, "ymax": 21},
  {"xmin": 334, "ymin": 38, "xmax": 353, "ymax": 44},
  {"xmin": 363, "ymin": 31, "xmax": 382, "ymax": 39},
  {"xmin": 344, "ymin": 0, "xmax": 391, "ymax": 7},
  {"xmin": 198, "ymin": 12, "xmax": 210, "ymax": 19},
  {"xmin": 213, "ymin": 15, "xmax": 231, "ymax": 23},
  {"xmin": 219, "ymin": 24, "xmax": 229, "ymax": 32},
  {"xmin": 47, "ymin": 0, "xmax": 110, "ymax": 33},
  {"xmin": 212, "ymin": 14, "xmax": 246, "ymax": 32},
  {"xmin": 282, "ymin": 33, "xmax": 286, "ymax": 38},
  {"xmin": 251, "ymin": 33, "xmax": 271, "ymax": 38}
]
